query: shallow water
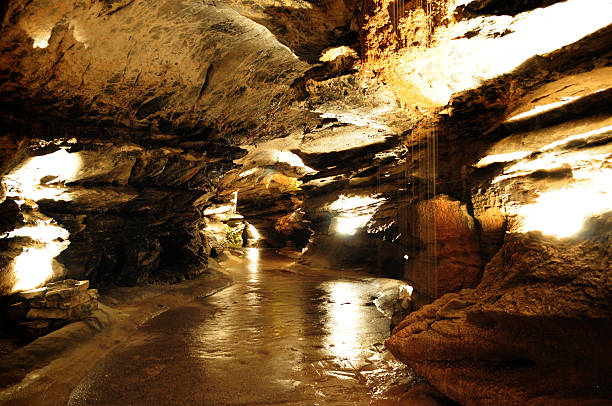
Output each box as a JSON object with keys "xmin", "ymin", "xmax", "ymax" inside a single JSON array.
[{"xmin": 67, "ymin": 249, "xmax": 415, "ymax": 405}]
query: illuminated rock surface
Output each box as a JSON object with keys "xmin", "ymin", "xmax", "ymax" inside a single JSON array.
[
  {"xmin": 0, "ymin": 0, "xmax": 611, "ymax": 404},
  {"xmin": 387, "ymin": 214, "xmax": 612, "ymax": 405}
]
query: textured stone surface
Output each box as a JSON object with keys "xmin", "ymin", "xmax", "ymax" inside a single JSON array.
[
  {"xmin": 2, "ymin": 279, "xmax": 100, "ymax": 339},
  {"xmin": 0, "ymin": 0, "xmax": 611, "ymax": 403},
  {"xmin": 404, "ymin": 195, "xmax": 482, "ymax": 300},
  {"xmin": 387, "ymin": 215, "xmax": 612, "ymax": 405}
]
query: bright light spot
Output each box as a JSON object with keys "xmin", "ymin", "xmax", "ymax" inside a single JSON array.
[
  {"xmin": 6, "ymin": 220, "xmax": 70, "ymax": 292},
  {"xmin": 5, "ymin": 149, "xmax": 81, "ymax": 201},
  {"xmin": 507, "ymin": 88, "xmax": 609, "ymax": 122},
  {"xmin": 507, "ymin": 96, "xmax": 580, "ymax": 121},
  {"xmin": 231, "ymin": 191, "xmax": 238, "ymax": 213},
  {"xmin": 239, "ymin": 168, "xmax": 258, "ymax": 178},
  {"xmin": 319, "ymin": 46, "xmax": 358, "ymax": 62},
  {"xmin": 475, "ymin": 151, "xmax": 531, "ymax": 167},
  {"xmin": 330, "ymin": 195, "xmax": 383, "ymax": 212},
  {"xmin": 335, "ymin": 216, "xmax": 368, "ymax": 236},
  {"xmin": 246, "ymin": 247, "xmax": 260, "ymax": 283},
  {"xmin": 399, "ymin": 284, "xmax": 413, "ymax": 297},
  {"xmin": 539, "ymin": 124, "xmax": 612, "ymax": 151},
  {"xmin": 70, "ymin": 20, "xmax": 88, "ymax": 47},
  {"xmin": 247, "ymin": 223, "xmax": 261, "ymax": 241},
  {"xmin": 275, "ymin": 151, "xmax": 315, "ymax": 173},
  {"xmin": 4, "ymin": 149, "xmax": 79, "ymax": 292},
  {"xmin": 31, "ymin": 29, "xmax": 52, "ymax": 48},
  {"xmin": 513, "ymin": 169, "xmax": 612, "ymax": 238},
  {"xmin": 400, "ymin": 0, "xmax": 612, "ymax": 105},
  {"xmin": 325, "ymin": 281, "xmax": 362, "ymax": 360},
  {"xmin": 330, "ymin": 194, "xmax": 386, "ymax": 235},
  {"xmin": 33, "ymin": 37, "xmax": 50, "ymax": 48},
  {"xmin": 493, "ymin": 150, "xmax": 609, "ymax": 184},
  {"xmin": 12, "ymin": 248, "xmax": 56, "ymax": 292},
  {"xmin": 455, "ymin": 0, "xmax": 475, "ymax": 6},
  {"xmin": 5, "ymin": 221, "xmax": 68, "ymax": 242},
  {"xmin": 25, "ymin": 22, "xmax": 55, "ymax": 49},
  {"xmin": 203, "ymin": 204, "xmax": 235, "ymax": 216},
  {"xmin": 403, "ymin": 254, "xmax": 409, "ymax": 260}
]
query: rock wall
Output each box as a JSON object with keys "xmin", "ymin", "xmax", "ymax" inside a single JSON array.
[
  {"xmin": 379, "ymin": 2, "xmax": 612, "ymax": 404},
  {"xmin": 0, "ymin": 0, "xmax": 611, "ymax": 402},
  {"xmin": 387, "ymin": 215, "xmax": 612, "ymax": 404}
]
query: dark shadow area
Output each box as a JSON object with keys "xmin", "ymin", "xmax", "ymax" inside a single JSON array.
[{"xmin": 459, "ymin": 0, "xmax": 568, "ymax": 17}]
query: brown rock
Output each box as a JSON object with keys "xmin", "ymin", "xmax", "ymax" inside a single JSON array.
[
  {"xmin": 69, "ymin": 301, "xmax": 98, "ymax": 320},
  {"xmin": 405, "ymin": 195, "xmax": 482, "ymax": 300},
  {"xmin": 26, "ymin": 307, "xmax": 71, "ymax": 319},
  {"xmin": 387, "ymin": 222, "xmax": 612, "ymax": 405},
  {"xmin": 16, "ymin": 287, "xmax": 47, "ymax": 300},
  {"xmin": 45, "ymin": 280, "xmax": 89, "ymax": 300}
]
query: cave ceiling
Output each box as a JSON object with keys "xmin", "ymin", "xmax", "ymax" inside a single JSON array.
[
  {"xmin": 0, "ymin": 0, "xmax": 611, "ymax": 294},
  {"xmin": 1, "ymin": 0, "xmax": 612, "ymax": 403}
]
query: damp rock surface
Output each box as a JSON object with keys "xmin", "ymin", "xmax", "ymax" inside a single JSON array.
[
  {"xmin": 64, "ymin": 250, "xmax": 420, "ymax": 406},
  {"xmin": 386, "ymin": 216, "xmax": 612, "ymax": 405}
]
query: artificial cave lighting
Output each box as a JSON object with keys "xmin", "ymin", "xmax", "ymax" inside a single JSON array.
[
  {"xmin": 273, "ymin": 150, "xmax": 316, "ymax": 174},
  {"xmin": 400, "ymin": 0, "xmax": 612, "ymax": 105},
  {"xmin": 399, "ymin": 284, "xmax": 413, "ymax": 297},
  {"xmin": 455, "ymin": 0, "xmax": 475, "ymax": 6},
  {"xmin": 246, "ymin": 247, "xmax": 260, "ymax": 283},
  {"xmin": 330, "ymin": 194, "xmax": 386, "ymax": 235},
  {"xmin": 4, "ymin": 148, "xmax": 82, "ymax": 201},
  {"xmin": 493, "ymin": 150, "xmax": 609, "ymax": 184},
  {"xmin": 29, "ymin": 26, "xmax": 53, "ymax": 48},
  {"xmin": 479, "ymin": 124, "xmax": 612, "ymax": 172},
  {"xmin": 539, "ymin": 124, "xmax": 612, "ymax": 152},
  {"xmin": 319, "ymin": 46, "xmax": 358, "ymax": 62},
  {"xmin": 69, "ymin": 19, "xmax": 88, "ymax": 47},
  {"xmin": 247, "ymin": 223, "xmax": 261, "ymax": 241},
  {"xmin": 475, "ymin": 151, "xmax": 531, "ymax": 168},
  {"xmin": 506, "ymin": 88, "xmax": 609, "ymax": 122},
  {"xmin": 506, "ymin": 96, "xmax": 580, "ymax": 122},
  {"xmin": 239, "ymin": 167, "xmax": 259, "ymax": 178},
  {"xmin": 6, "ymin": 220, "xmax": 70, "ymax": 292},
  {"xmin": 203, "ymin": 204, "xmax": 236, "ymax": 216},
  {"xmin": 3, "ymin": 149, "xmax": 80, "ymax": 292},
  {"xmin": 5, "ymin": 220, "xmax": 67, "ymax": 242},
  {"xmin": 510, "ymin": 168, "xmax": 612, "ymax": 238},
  {"xmin": 301, "ymin": 126, "xmax": 391, "ymax": 155},
  {"xmin": 231, "ymin": 191, "xmax": 238, "ymax": 213}
]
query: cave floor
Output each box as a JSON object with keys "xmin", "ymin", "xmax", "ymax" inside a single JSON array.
[{"xmin": 61, "ymin": 249, "xmax": 414, "ymax": 405}]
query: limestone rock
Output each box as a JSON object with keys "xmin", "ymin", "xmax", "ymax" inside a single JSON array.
[
  {"xmin": 404, "ymin": 195, "xmax": 482, "ymax": 300},
  {"xmin": 387, "ymin": 217, "xmax": 612, "ymax": 405}
]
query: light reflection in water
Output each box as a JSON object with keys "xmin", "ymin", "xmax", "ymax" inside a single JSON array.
[
  {"xmin": 323, "ymin": 281, "xmax": 365, "ymax": 361},
  {"xmin": 246, "ymin": 247, "xmax": 260, "ymax": 283}
]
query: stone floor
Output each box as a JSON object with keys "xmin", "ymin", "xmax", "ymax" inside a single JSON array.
[{"xmin": 65, "ymin": 249, "xmax": 416, "ymax": 405}]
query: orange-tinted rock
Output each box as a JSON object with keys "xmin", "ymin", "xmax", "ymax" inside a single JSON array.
[
  {"xmin": 404, "ymin": 195, "xmax": 482, "ymax": 300},
  {"xmin": 387, "ymin": 215, "xmax": 612, "ymax": 405}
]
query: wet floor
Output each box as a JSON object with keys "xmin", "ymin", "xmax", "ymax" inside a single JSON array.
[{"xmin": 67, "ymin": 249, "xmax": 414, "ymax": 405}]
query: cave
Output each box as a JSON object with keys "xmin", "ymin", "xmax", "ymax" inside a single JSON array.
[{"xmin": 0, "ymin": 0, "xmax": 611, "ymax": 404}]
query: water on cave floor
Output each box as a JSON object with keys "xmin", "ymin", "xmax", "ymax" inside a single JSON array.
[{"xmin": 67, "ymin": 249, "xmax": 416, "ymax": 405}]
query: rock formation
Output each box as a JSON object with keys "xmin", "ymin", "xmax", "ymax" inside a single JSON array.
[{"xmin": 0, "ymin": 0, "xmax": 611, "ymax": 403}]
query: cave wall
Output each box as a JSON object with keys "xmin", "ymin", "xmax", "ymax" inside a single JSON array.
[
  {"xmin": 371, "ymin": 1, "xmax": 612, "ymax": 404},
  {"xmin": 0, "ymin": 0, "xmax": 611, "ymax": 403}
]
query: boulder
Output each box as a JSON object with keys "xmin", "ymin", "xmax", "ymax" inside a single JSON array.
[{"xmin": 387, "ymin": 216, "xmax": 612, "ymax": 405}]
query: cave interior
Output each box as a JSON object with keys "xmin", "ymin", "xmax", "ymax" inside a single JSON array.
[{"xmin": 0, "ymin": 0, "xmax": 611, "ymax": 404}]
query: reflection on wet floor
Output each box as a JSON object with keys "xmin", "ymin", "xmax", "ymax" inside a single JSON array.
[{"xmin": 67, "ymin": 249, "xmax": 416, "ymax": 405}]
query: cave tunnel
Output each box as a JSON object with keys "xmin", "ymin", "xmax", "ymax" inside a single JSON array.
[{"xmin": 0, "ymin": 0, "xmax": 611, "ymax": 404}]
